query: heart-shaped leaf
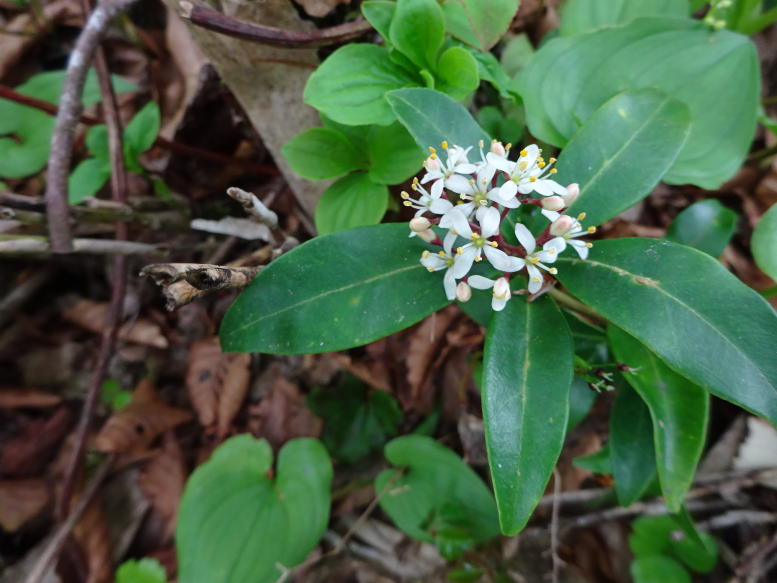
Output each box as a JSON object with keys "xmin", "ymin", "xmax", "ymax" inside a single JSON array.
[
  {"xmin": 482, "ymin": 295, "xmax": 573, "ymax": 534},
  {"xmin": 558, "ymin": 88, "xmax": 691, "ymax": 226},
  {"xmin": 176, "ymin": 435, "xmax": 332, "ymax": 583},
  {"xmin": 556, "ymin": 238, "xmax": 777, "ymax": 424},
  {"xmin": 220, "ymin": 223, "xmax": 451, "ymax": 354}
]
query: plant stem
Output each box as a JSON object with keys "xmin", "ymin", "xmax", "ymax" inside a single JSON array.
[{"xmin": 547, "ymin": 287, "xmax": 607, "ymax": 325}]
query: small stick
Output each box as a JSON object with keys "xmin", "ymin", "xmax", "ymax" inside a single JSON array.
[
  {"xmin": 0, "ymin": 236, "xmax": 164, "ymax": 255},
  {"xmin": 179, "ymin": 1, "xmax": 373, "ymax": 48},
  {"xmin": 227, "ymin": 187, "xmax": 278, "ymax": 229}
]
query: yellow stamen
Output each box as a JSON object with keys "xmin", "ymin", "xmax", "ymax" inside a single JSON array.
[
  {"xmin": 429, "ymin": 153, "xmax": 437, "ymax": 159},
  {"xmin": 550, "ymin": 168, "xmax": 558, "ymax": 174},
  {"xmin": 474, "ymin": 256, "xmax": 482, "ymax": 262},
  {"xmin": 403, "ymin": 201, "xmax": 412, "ymax": 207},
  {"xmin": 427, "ymin": 267, "xmax": 435, "ymax": 272},
  {"xmin": 468, "ymin": 179, "xmax": 475, "ymax": 184},
  {"xmin": 489, "ymin": 241, "xmax": 498, "ymax": 247},
  {"xmin": 549, "ymin": 157, "xmax": 557, "ymax": 163},
  {"xmin": 506, "ymin": 143, "xmax": 512, "ymax": 151},
  {"xmin": 577, "ymin": 212, "xmax": 587, "ymax": 221},
  {"xmin": 401, "ymin": 191, "xmax": 410, "ymax": 199},
  {"xmin": 441, "ymin": 140, "xmax": 449, "ymax": 149},
  {"xmin": 587, "ymin": 226, "xmax": 597, "ymax": 234},
  {"xmin": 422, "ymin": 250, "xmax": 430, "ymax": 258},
  {"xmin": 519, "ymin": 149, "xmax": 528, "ymax": 157},
  {"xmin": 585, "ymin": 242, "xmax": 593, "ymax": 248},
  {"xmin": 428, "ymin": 146, "xmax": 436, "ymax": 154},
  {"xmin": 549, "ymin": 267, "xmax": 558, "ymax": 275},
  {"xmin": 532, "ymin": 276, "xmax": 541, "ymax": 283},
  {"xmin": 457, "ymin": 247, "xmax": 463, "ymax": 255},
  {"xmin": 438, "ymin": 251, "xmax": 445, "ymax": 257},
  {"xmin": 478, "ymin": 139, "xmax": 484, "ymax": 148},
  {"xmin": 528, "ymin": 257, "xmax": 540, "ymax": 264},
  {"xmin": 529, "ymin": 176, "xmax": 537, "ymax": 182},
  {"xmin": 538, "ymin": 161, "xmax": 546, "ymax": 169}
]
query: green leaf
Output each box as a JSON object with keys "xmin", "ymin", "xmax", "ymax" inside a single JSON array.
[
  {"xmin": 176, "ymin": 435, "xmax": 332, "ymax": 583},
  {"xmin": 315, "ymin": 173, "xmax": 388, "ymax": 235},
  {"xmin": 220, "ymin": 223, "xmax": 451, "ymax": 354},
  {"xmin": 568, "ymin": 376, "xmax": 596, "ymax": 432},
  {"xmin": 440, "ymin": 0, "xmax": 521, "ymax": 50},
  {"xmin": 308, "ymin": 376, "xmax": 403, "ymax": 464},
  {"xmin": 560, "ymin": 0, "xmax": 690, "ymax": 36},
  {"xmin": 387, "ymin": 88, "xmax": 490, "ymax": 152},
  {"xmin": 610, "ymin": 383, "xmax": 657, "ymax": 506},
  {"xmin": 518, "ymin": 18, "xmax": 760, "ymax": 189},
  {"xmin": 100, "ymin": 379, "xmax": 132, "ymax": 411},
  {"xmin": 85, "ymin": 125, "xmax": 109, "ymax": 159},
  {"xmin": 629, "ymin": 513, "xmax": 717, "ymax": 574},
  {"xmin": 123, "ymin": 102, "xmax": 160, "ymax": 160},
  {"xmin": 665, "ymin": 199, "xmax": 737, "ymax": 257},
  {"xmin": 361, "ymin": 1, "xmax": 395, "ymax": 41},
  {"xmin": 283, "ymin": 128, "xmax": 367, "ymax": 180},
  {"xmin": 482, "ymin": 295, "xmax": 573, "ymax": 534},
  {"xmin": 500, "ymin": 34, "xmax": 535, "ymax": 78},
  {"xmin": 68, "ymin": 158, "xmax": 110, "ymax": 204},
  {"xmin": 752, "ymin": 203, "xmax": 777, "ymax": 281},
  {"xmin": 435, "ymin": 46, "xmax": 479, "ymax": 101},
  {"xmin": 304, "ymin": 44, "xmax": 417, "ymax": 126},
  {"xmin": 573, "ymin": 443, "xmax": 613, "ymax": 474},
  {"xmin": 367, "ymin": 122, "xmax": 425, "ymax": 184},
  {"xmin": 555, "ymin": 238, "xmax": 777, "ymax": 424},
  {"xmin": 376, "ymin": 435, "xmax": 499, "ymax": 552},
  {"xmin": 558, "ymin": 88, "xmax": 691, "ymax": 227},
  {"xmin": 389, "ymin": 0, "xmax": 445, "ymax": 71},
  {"xmin": 469, "ymin": 50, "xmax": 515, "ymax": 98},
  {"xmin": 631, "ymin": 556, "xmax": 691, "ymax": 583},
  {"xmin": 116, "ymin": 558, "xmax": 166, "ymax": 583},
  {"xmin": 609, "ymin": 327, "xmax": 708, "ymax": 511}
]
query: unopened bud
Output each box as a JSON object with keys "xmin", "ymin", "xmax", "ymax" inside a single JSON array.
[
  {"xmin": 541, "ymin": 196, "xmax": 565, "ymax": 211},
  {"xmin": 550, "ymin": 215, "xmax": 575, "ymax": 237},
  {"xmin": 456, "ymin": 281, "xmax": 472, "ymax": 302},
  {"xmin": 493, "ymin": 277, "xmax": 510, "ymax": 299},
  {"xmin": 490, "ymin": 140, "xmax": 506, "ymax": 157},
  {"xmin": 424, "ymin": 155, "xmax": 441, "ymax": 172},
  {"xmin": 417, "ymin": 229, "xmax": 436, "ymax": 243},
  {"xmin": 409, "ymin": 217, "xmax": 431, "ymax": 232},
  {"xmin": 563, "ymin": 183, "xmax": 580, "ymax": 206}
]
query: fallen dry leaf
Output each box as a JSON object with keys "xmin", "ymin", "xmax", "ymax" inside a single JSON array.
[
  {"xmin": 72, "ymin": 491, "xmax": 113, "ymax": 583},
  {"xmin": 95, "ymin": 380, "xmax": 191, "ymax": 454},
  {"xmin": 138, "ymin": 432, "xmax": 186, "ymax": 539},
  {"xmin": 61, "ymin": 298, "xmax": 169, "ymax": 349},
  {"xmin": 0, "ymin": 387, "xmax": 61, "ymax": 409},
  {"xmin": 0, "ymin": 479, "xmax": 49, "ymax": 531},
  {"xmin": 0, "ymin": 407, "xmax": 73, "ymax": 478},
  {"xmin": 186, "ymin": 337, "xmax": 251, "ymax": 437},
  {"xmin": 406, "ymin": 307, "xmax": 459, "ymax": 402}
]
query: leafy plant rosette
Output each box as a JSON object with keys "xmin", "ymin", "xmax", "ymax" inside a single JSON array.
[{"xmin": 221, "ymin": 87, "xmax": 777, "ymax": 535}]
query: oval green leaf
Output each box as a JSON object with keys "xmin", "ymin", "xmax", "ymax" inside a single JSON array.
[
  {"xmin": 367, "ymin": 122, "xmax": 425, "ymax": 185},
  {"xmin": 556, "ymin": 238, "xmax": 777, "ymax": 424},
  {"xmin": 387, "ymin": 88, "xmax": 490, "ymax": 152},
  {"xmin": 519, "ymin": 18, "xmax": 759, "ymax": 188},
  {"xmin": 559, "ymin": 88, "xmax": 691, "ymax": 226},
  {"xmin": 282, "ymin": 127, "xmax": 367, "ymax": 180},
  {"xmin": 665, "ymin": 199, "xmax": 737, "ymax": 258},
  {"xmin": 314, "ymin": 173, "xmax": 388, "ymax": 235},
  {"xmin": 752, "ymin": 203, "xmax": 777, "ymax": 281},
  {"xmin": 608, "ymin": 326, "xmax": 708, "ymax": 512},
  {"xmin": 436, "ymin": 46, "xmax": 480, "ymax": 101},
  {"xmin": 632, "ymin": 556, "xmax": 691, "ymax": 583},
  {"xmin": 220, "ymin": 223, "xmax": 451, "ymax": 354},
  {"xmin": 389, "ymin": 0, "xmax": 444, "ymax": 71},
  {"xmin": 304, "ymin": 44, "xmax": 417, "ymax": 126},
  {"xmin": 441, "ymin": 0, "xmax": 520, "ymax": 50},
  {"xmin": 560, "ymin": 0, "xmax": 689, "ymax": 36},
  {"xmin": 482, "ymin": 295, "xmax": 573, "ymax": 534},
  {"xmin": 176, "ymin": 435, "xmax": 332, "ymax": 583}
]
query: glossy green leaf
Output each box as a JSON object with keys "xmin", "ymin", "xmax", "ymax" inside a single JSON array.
[
  {"xmin": 752, "ymin": 203, "xmax": 777, "ymax": 280},
  {"xmin": 387, "ymin": 88, "xmax": 490, "ymax": 152},
  {"xmin": 308, "ymin": 376, "xmax": 403, "ymax": 464},
  {"xmin": 220, "ymin": 223, "xmax": 451, "ymax": 354},
  {"xmin": 376, "ymin": 435, "xmax": 499, "ymax": 552},
  {"xmin": 556, "ymin": 238, "xmax": 777, "ymax": 424},
  {"xmin": 361, "ymin": 1, "xmax": 395, "ymax": 41},
  {"xmin": 389, "ymin": 0, "xmax": 444, "ymax": 71},
  {"xmin": 283, "ymin": 128, "xmax": 367, "ymax": 180},
  {"xmin": 85, "ymin": 125, "xmax": 109, "ymax": 159},
  {"xmin": 500, "ymin": 34, "xmax": 535, "ymax": 78},
  {"xmin": 116, "ymin": 558, "xmax": 166, "ymax": 583},
  {"xmin": 573, "ymin": 443, "xmax": 612, "ymax": 474},
  {"xmin": 560, "ymin": 0, "xmax": 690, "ymax": 36},
  {"xmin": 435, "ymin": 46, "xmax": 479, "ymax": 101},
  {"xmin": 440, "ymin": 0, "xmax": 520, "ymax": 50},
  {"xmin": 630, "ymin": 513, "xmax": 717, "ymax": 574},
  {"xmin": 476, "ymin": 106, "xmax": 523, "ymax": 147},
  {"xmin": 519, "ymin": 18, "xmax": 759, "ymax": 188},
  {"xmin": 665, "ymin": 199, "xmax": 737, "ymax": 257},
  {"xmin": 469, "ymin": 50, "xmax": 514, "ymax": 98},
  {"xmin": 124, "ymin": 101, "xmax": 160, "ymax": 159},
  {"xmin": 609, "ymin": 326, "xmax": 708, "ymax": 511},
  {"xmin": 558, "ymin": 88, "xmax": 691, "ymax": 226},
  {"xmin": 176, "ymin": 435, "xmax": 332, "ymax": 583},
  {"xmin": 314, "ymin": 173, "xmax": 388, "ymax": 235},
  {"xmin": 610, "ymin": 383, "xmax": 657, "ymax": 506},
  {"xmin": 631, "ymin": 556, "xmax": 690, "ymax": 583},
  {"xmin": 68, "ymin": 158, "xmax": 110, "ymax": 204},
  {"xmin": 367, "ymin": 122, "xmax": 424, "ymax": 184},
  {"xmin": 482, "ymin": 295, "xmax": 573, "ymax": 534},
  {"xmin": 568, "ymin": 376, "xmax": 596, "ymax": 432},
  {"xmin": 304, "ymin": 44, "xmax": 417, "ymax": 126}
]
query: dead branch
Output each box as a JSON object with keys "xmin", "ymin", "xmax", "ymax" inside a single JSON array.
[
  {"xmin": 0, "ymin": 236, "xmax": 165, "ymax": 256},
  {"xmin": 227, "ymin": 186, "xmax": 279, "ymax": 229},
  {"xmin": 179, "ymin": 1, "xmax": 373, "ymax": 48}
]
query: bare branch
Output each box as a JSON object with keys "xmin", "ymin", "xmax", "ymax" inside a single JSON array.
[{"xmin": 227, "ymin": 186, "xmax": 279, "ymax": 229}]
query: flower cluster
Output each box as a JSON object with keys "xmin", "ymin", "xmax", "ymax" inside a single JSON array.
[{"xmin": 408, "ymin": 141, "xmax": 596, "ymax": 311}]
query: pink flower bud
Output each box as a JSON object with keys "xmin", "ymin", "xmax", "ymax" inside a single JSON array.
[
  {"xmin": 417, "ymin": 229, "xmax": 436, "ymax": 243},
  {"xmin": 550, "ymin": 215, "xmax": 575, "ymax": 237},
  {"xmin": 541, "ymin": 196, "xmax": 565, "ymax": 211},
  {"xmin": 456, "ymin": 281, "xmax": 472, "ymax": 302},
  {"xmin": 409, "ymin": 217, "xmax": 431, "ymax": 232},
  {"xmin": 424, "ymin": 155, "xmax": 441, "ymax": 172},
  {"xmin": 563, "ymin": 183, "xmax": 580, "ymax": 206},
  {"xmin": 493, "ymin": 277, "xmax": 510, "ymax": 299},
  {"xmin": 489, "ymin": 140, "xmax": 506, "ymax": 157}
]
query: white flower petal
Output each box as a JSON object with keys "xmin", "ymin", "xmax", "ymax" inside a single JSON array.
[
  {"xmin": 492, "ymin": 293, "xmax": 509, "ymax": 311},
  {"xmin": 544, "ymin": 236, "xmax": 567, "ymax": 254},
  {"xmin": 479, "ymin": 206, "xmax": 500, "ymax": 238},
  {"xmin": 468, "ymin": 275, "xmax": 495, "ymax": 290},
  {"xmin": 541, "ymin": 209, "xmax": 561, "ymax": 222},
  {"xmin": 477, "ymin": 164, "xmax": 496, "ymax": 186},
  {"xmin": 421, "ymin": 254, "xmax": 447, "ymax": 270},
  {"xmin": 570, "ymin": 239, "xmax": 589, "ymax": 259},
  {"xmin": 514, "ymin": 223, "xmax": 536, "ymax": 254},
  {"xmin": 429, "ymin": 198, "xmax": 454, "ymax": 215},
  {"xmin": 547, "ymin": 179, "xmax": 567, "ymax": 195},
  {"xmin": 486, "ymin": 152, "xmax": 513, "ymax": 173},
  {"xmin": 449, "ymin": 209, "xmax": 473, "ymax": 239},
  {"xmin": 430, "ymin": 178, "xmax": 444, "ymax": 198},
  {"xmin": 452, "ymin": 246, "xmax": 477, "ymax": 278},
  {"xmin": 454, "ymin": 163, "xmax": 478, "ymax": 174},
  {"xmin": 443, "ymin": 230, "xmax": 458, "ymax": 254},
  {"xmin": 421, "ymin": 171, "xmax": 441, "ymax": 184},
  {"xmin": 443, "ymin": 269, "xmax": 457, "ymax": 300},
  {"xmin": 526, "ymin": 264, "xmax": 543, "ymax": 293},
  {"xmin": 532, "ymin": 180, "xmax": 555, "ymax": 197},
  {"xmin": 445, "ymin": 174, "xmax": 474, "ymax": 195},
  {"xmin": 497, "ymin": 180, "xmax": 518, "ymax": 202}
]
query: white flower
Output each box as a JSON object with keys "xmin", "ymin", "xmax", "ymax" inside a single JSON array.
[
  {"xmin": 421, "ymin": 142, "xmax": 478, "ymax": 198},
  {"xmin": 440, "ymin": 207, "xmax": 523, "ymax": 278},
  {"xmin": 488, "ymin": 144, "xmax": 567, "ymax": 200},
  {"xmin": 541, "ymin": 210, "xmax": 595, "ymax": 260},
  {"xmin": 401, "ymin": 178, "xmax": 453, "ymax": 217},
  {"xmin": 420, "ymin": 231, "xmax": 460, "ymax": 300},
  {"xmin": 514, "ymin": 223, "xmax": 566, "ymax": 294},
  {"xmin": 469, "ymin": 275, "xmax": 512, "ymax": 311},
  {"xmin": 455, "ymin": 161, "xmax": 520, "ymax": 217}
]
